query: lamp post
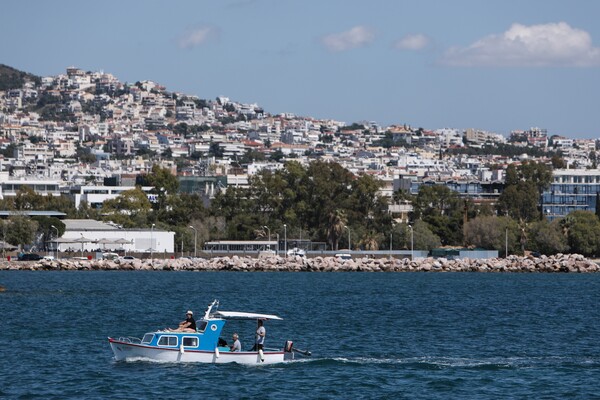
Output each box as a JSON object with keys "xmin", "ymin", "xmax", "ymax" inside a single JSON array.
[
  {"xmin": 344, "ymin": 225, "xmax": 351, "ymax": 251},
  {"xmin": 189, "ymin": 225, "xmax": 197, "ymax": 258},
  {"xmin": 390, "ymin": 232, "xmax": 393, "ymax": 259},
  {"xmin": 408, "ymin": 224, "xmax": 414, "ymax": 260},
  {"xmin": 79, "ymin": 233, "xmax": 85, "ymax": 258},
  {"xmin": 283, "ymin": 224, "xmax": 287, "ymax": 257},
  {"xmin": 150, "ymin": 223, "xmax": 155, "ymax": 260},
  {"xmin": 263, "ymin": 226, "xmax": 271, "ymax": 250},
  {"xmin": 51, "ymin": 225, "xmax": 59, "ymax": 260},
  {"xmin": 505, "ymin": 227, "xmax": 508, "ymax": 258}
]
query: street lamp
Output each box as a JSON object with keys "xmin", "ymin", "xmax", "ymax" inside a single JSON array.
[
  {"xmin": 390, "ymin": 232, "xmax": 393, "ymax": 259},
  {"xmin": 150, "ymin": 223, "xmax": 155, "ymax": 260},
  {"xmin": 283, "ymin": 224, "xmax": 287, "ymax": 257},
  {"xmin": 408, "ymin": 224, "xmax": 414, "ymax": 260},
  {"xmin": 263, "ymin": 226, "xmax": 271, "ymax": 250},
  {"xmin": 344, "ymin": 225, "xmax": 351, "ymax": 251},
  {"xmin": 189, "ymin": 225, "xmax": 197, "ymax": 258},
  {"xmin": 80, "ymin": 233, "xmax": 85, "ymax": 258},
  {"xmin": 505, "ymin": 227, "xmax": 508, "ymax": 258},
  {"xmin": 276, "ymin": 233, "xmax": 280, "ymax": 256},
  {"xmin": 51, "ymin": 225, "xmax": 59, "ymax": 260}
]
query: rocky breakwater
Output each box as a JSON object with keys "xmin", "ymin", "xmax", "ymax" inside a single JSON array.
[{"xmin": 0, "ymin": 253, "xmax": 599, "ymax": 273}]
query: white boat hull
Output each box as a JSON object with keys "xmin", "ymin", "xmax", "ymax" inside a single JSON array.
[{"xmin": 109, "ymin": 339, "xmax": 287, "ymax": 365}]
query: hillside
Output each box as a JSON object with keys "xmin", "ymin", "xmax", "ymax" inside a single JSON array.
[{"xmin": 0, "ymin": 64, "xmax": 41, "ymax": 91}]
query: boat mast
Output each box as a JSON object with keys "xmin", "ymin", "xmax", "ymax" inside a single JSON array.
[{"xmin": 203, "ymin": 299, "xmax": 219, "ymax": 320}]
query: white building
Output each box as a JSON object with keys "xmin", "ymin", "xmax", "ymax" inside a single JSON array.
[
  {"xmin": 57, "ymin": 219, "xmax": 175, "ymax": 254},
  {"xmin": 70, "ymin": 185, "xmax": 156, "ymax": 209}
]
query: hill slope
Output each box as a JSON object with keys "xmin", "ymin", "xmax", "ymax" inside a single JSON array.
[{"xmin": 0, "ymin": 64, "xmax": 41, "ymax": 91}]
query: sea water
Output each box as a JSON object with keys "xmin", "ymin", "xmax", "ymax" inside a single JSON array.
[{"xmin": 1, "ymin": 271, "xmax": 599, "ymax": 399}]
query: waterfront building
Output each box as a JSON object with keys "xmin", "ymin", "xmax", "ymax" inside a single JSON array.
[
  {"xmin": 541, "ymin": 168, "xmax": 600, "ymax": 221},
  {"xmin": 57, "ymin": 219, "xmax": 174, "ymax": 254}
]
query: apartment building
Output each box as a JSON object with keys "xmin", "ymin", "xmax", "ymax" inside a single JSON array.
[{"xmin": 541, "ymin": 168, "xmax": 600, "ymax": 221}]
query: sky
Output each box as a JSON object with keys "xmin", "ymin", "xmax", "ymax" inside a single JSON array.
[{"xmin": 3, "ymin": 0, "xmax": 600, "ymax": 139}]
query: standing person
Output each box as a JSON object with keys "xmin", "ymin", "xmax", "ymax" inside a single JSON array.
[
  {"xmin": 254, "ymin": 319, "xmax": 266, "ymax": 361},
  {"xmin": 230, "ymin": 333, "xmax": 241, "ymax": 352},
  {"xmin": 168, "ymin": 310, "xmax": 196, "ymax": 332}
]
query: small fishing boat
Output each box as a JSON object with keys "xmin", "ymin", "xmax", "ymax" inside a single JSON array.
[{"xmin": 108, "ymin": 300, "xmax": 310, "ymax": 364}]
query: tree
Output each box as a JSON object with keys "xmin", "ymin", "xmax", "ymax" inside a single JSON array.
[
  {"xmin": 208, "ymin": 142, "xmax": 224, "ymax": 158},
  {"xmin": 32, "ymin": 216, "xmax": 65, "ymax": 251},
  {"xmin": 504, "ymin": 161, "xmax": 553, "ymax": 194},
  {"xmin": 209, "ymin": 160, "xmax": 390, "ymax": 249},
  {"xmin": 14, "ymin": 186, "xmax": 47, "ymax": 210},
  {"xmin": 564, "ymin": 210, "xmax": 600, "ymax": 257},
  {"xmin": 358, "ymin": 230, "xmax": 383, "ymax": 250},
  {"xmin": 527, "ymin": 219, "xmax": 569, "ymax": 255},
  {"xmin": 327, "ymin": 209, "xmax": 347, "ymax": 250},
  {"xmin": 101, "ymin": 187, "xmax": 152, "ymax": 227},
  {"xmin": 496, "ymin": 182, "xmax": 540, "ymax": 222},
  {"xmin": 412, "ymin": 185, "xmax": 464, "ymax": 245},
  {"xmin": 76, "ymin": 145, "xmax": 97, "ymax": 164},
  {"xmin": 269, "ymin": 149, "xmax": 285, "ymax": 162},
  {"xmin": 497, "ymin": 161, "xmax": 552, "ymax": 222},
  {"xmin": 5, "ymin": 215, "xmax": 38, "ymax": 250},
  {"xmin": 193, "ymin": 216, "xmax": 227, "ymax": 246},
  {"xmin": 156, "ymin": 192, "xmax": 206, "ymax": 227},
  {"xmin": 412, "ymin": 220, "xmax": 441, "ymax": 251},
  {"xmin": 141, "ymin": 164, "xmax": 180, "ymax": 210},
  {"xmin": 464, "ymin": 216, "xmax": 517, "ymax": 256}
]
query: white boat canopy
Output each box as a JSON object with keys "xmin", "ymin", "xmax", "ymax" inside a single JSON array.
[{"xmin": 214, "ymin": 311, "xmax": 283, "ymax": 320}]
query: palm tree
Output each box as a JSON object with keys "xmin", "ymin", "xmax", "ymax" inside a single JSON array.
[
  {"xmin": 327, "ymin": 209, "xmax": 347, "ymax": 250},
  {"xmin": 360, "ymin": 231, "xmax": 383, "ymax": 251}
]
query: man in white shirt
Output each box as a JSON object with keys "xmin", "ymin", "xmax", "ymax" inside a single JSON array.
[{"xmin": 230, "ymin": 333, "xmax": 241, "ymax": 352}]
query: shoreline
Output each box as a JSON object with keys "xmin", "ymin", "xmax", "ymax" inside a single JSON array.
[{"xmin": 0, "ymin": 253, "xmax": 598, "ymax": 273}]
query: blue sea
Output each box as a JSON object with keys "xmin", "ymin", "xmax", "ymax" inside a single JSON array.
[{"xmin": 1, "ymin": 271, "xmax": 599, "ymax": 399}]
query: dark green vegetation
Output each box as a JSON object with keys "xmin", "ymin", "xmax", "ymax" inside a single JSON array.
[
  {"xmin": 0, "ymin": 64, "xmax": 41, "ymax": 91},
  {"xmin": 3, "ymin": 160, "xmax": 600, "ymax": 257}
]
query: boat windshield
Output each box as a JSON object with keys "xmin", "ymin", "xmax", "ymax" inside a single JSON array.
[
  {"xmin": 197, "ymin": 320, "xmax": 208, "ymax": 332},
  {"xmin": 142, "ymin": 334, "xmax": 154, "ymax": 344}
]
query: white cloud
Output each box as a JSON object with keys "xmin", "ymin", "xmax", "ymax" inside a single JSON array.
[
  {"xmin": 178, "ymin": 26, "xmax": 219, "ymax": 49},
  {"xmin": 441, "ymin": 22, "xmax": 600, "ymax": 67},
  {"xmin": 321, "ymin": 26, "xmax": 375, "ymax": 52},
  {"xmin": 394, "ymin": 34, "xmax": 430, "ymax": 51}
]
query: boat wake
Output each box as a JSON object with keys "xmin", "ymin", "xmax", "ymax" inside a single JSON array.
[
  {"xmin": 113, "ymin": 354, "xmax": 600, "ymax": 370},
  {"xmin": 114, "ymin": 356, "xmax": 177, "ymax": 364},
  {"xmin": 300, "ymin": 355, "xmax": 600, "ymax": 370}
]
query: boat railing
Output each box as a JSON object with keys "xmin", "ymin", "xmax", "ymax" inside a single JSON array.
[{"xmin": 117, "ymin": 336, "xmax": 142, "ymax": 344}]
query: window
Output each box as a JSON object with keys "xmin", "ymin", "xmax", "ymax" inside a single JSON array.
[
  {"xmin": 183, "ymin": 337, "xmax": 198, "ymax": 347},
  {"xmin": 196, "ymin": 320, "xmax": 208, "ymax": 332},
  {"xmin": 142, "ymin": 334, "xmax": 155, "ymax": 344},
  {"xmin": 158, "ymin": 335, "xmax": 178, "ymax": 346}
]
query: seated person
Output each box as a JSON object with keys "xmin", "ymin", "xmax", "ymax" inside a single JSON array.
[
  {"xmin": 168, "ymin": 310, "xmax": 196, "ymax": 332},
  {"xmin": 230, "ymin": 333, "xmax": 241, "ymax": 352}
]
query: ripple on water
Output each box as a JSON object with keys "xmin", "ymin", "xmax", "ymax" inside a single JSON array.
[{"xmin": 1, "ymin": 271, "xmax": 600, "ymax": 399}]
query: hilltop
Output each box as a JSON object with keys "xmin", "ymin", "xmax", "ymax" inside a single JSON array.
[{"xmin": 0, "ymin": 64, "xmax": 41, "ymax": 91}]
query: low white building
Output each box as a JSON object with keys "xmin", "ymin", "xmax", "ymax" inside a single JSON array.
[{"xmin": 56, "ymin": 219, "xmax": 174, "ymax": 254}]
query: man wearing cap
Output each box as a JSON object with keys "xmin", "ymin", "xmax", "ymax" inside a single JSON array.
[{"xmin": 169, "ymin": 310, "xmax": 196, "ymax": 332}]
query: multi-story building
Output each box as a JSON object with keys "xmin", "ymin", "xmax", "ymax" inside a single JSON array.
[
  {"xmin": 0, "ymin": 178, "xmax": 61, "ymax": 199},
  {"xmin": 541, "ymin": 169, "xmax": 600, "ymax": 221}
]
